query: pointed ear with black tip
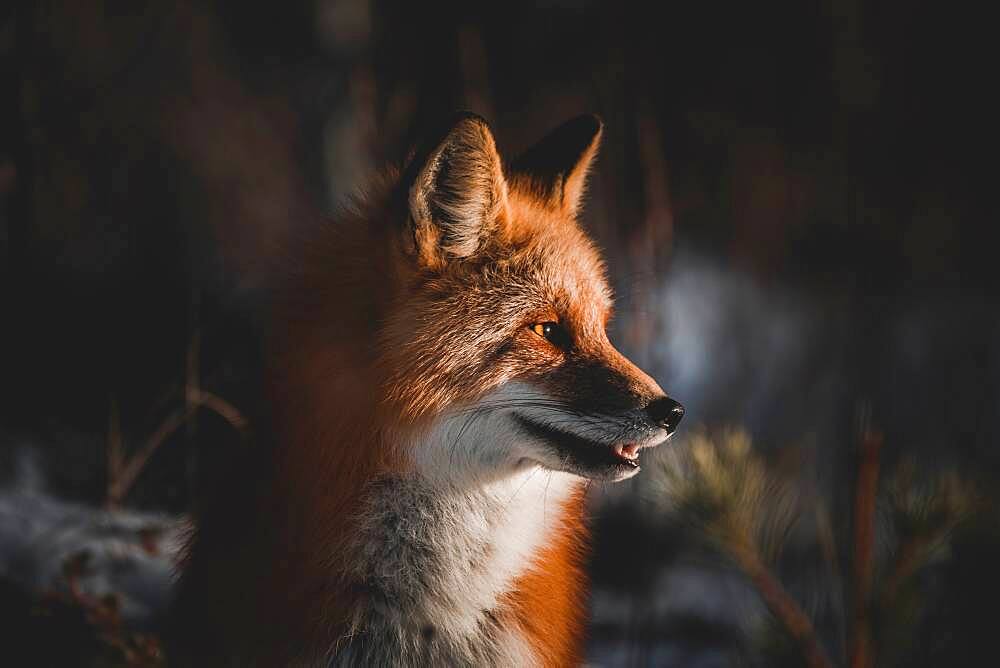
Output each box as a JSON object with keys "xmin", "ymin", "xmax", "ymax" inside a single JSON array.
[
  {"xmin": 406, "ymin": 113, "xmax": 509, "ymax": 267},
  {"xmin": 510, "ymin": 114, "xmax": 603, "ymax": 217}
]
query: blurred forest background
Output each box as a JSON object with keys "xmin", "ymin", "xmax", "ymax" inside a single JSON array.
[{"xmin": 1, "ymin": 0, "xmax": 998, "ymax": 666}]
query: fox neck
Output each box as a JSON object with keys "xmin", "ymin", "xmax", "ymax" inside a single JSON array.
[{"xmin": 338, "ymin": 461, "xmax": 580, "ymax": 664}]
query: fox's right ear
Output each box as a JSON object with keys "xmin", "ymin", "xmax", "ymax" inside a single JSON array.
[
  {"xmin": 404, "ymin": 113, "xmax": 509, "ymax": 268},
  {"xmin": 511, "ymin": 114, "xmax": 603, "ymax": 217}
]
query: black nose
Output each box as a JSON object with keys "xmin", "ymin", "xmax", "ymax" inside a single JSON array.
[{"xmin": 646, "ymin": 397, "xmax": 685, "ymax": 433}]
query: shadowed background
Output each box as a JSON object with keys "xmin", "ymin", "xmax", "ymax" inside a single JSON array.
[{"xmin": 1, "ymin": 1, "xmax": 997, "ymax": 666}]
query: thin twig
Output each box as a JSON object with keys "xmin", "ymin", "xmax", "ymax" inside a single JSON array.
[
  {"xmin": 457, "ymin": 23, "xmax": 494, "ymax": 119},
  {"xmin": 106, "ymin": 397, "xmax": 123, "ymax": 510},
  {"xmin": 813, "ymin": 501, "xmax": 847, "ymax": 660},
  {"xmin": 729, "ymin": 540, "xmax": 835, "ymax": 668},
  {"xmin": 106, "ymin": 390, "xmax": 247, "ymax": 506},
  {"xmin": 880, "ymin": 521, "xmax": 957, "ymax": 611},
  {"xmin": 850, "ymin": 429, "xmax": 883, "ymax": 668},
  {"xmin": 186, "ymin": 291, "xmax": 201, "ymax": 443}
]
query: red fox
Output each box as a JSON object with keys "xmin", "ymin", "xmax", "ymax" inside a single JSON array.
[{"xmin": 172, "ymin": 113, "xmax": 684, "ymax": 666}]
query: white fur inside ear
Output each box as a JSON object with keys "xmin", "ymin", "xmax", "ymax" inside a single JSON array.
[{"xmin": 407, "ymin": 118, "xmax": 509, "ymax": 260}]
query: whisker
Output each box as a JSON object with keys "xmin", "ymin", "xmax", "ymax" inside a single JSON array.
[{"xmin": 504, "ymin": 466, "xmax": 540, "ymax": 510}]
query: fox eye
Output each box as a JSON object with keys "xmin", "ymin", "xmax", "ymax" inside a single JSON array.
[{"xmin": 530, "ymin": 322, "xmax": 571, "ymax": 349}]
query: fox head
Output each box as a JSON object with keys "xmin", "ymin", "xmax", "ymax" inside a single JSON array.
[{"xmin": 375, "ymin": 113, "xmax": 684, "ymax": 484}]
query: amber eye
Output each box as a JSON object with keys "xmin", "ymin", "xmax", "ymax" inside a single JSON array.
[{"xmin": 530, "ymin": 322, "xmax": 572, "ymax": 349}]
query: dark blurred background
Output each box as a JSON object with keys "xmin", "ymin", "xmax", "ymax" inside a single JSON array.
[{"xmin": 1, "ymin": 1, "xmax": 998, "ymax": 666}]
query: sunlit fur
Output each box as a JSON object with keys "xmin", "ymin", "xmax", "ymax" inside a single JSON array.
[{"xmin": 172, "ymin": 115, "xmax": 670, "ymax": 666}]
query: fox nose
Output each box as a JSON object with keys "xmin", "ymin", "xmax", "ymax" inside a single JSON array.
[{"xmin": 646, "ymin": 397, "xmax": 685, "ymax": 433}]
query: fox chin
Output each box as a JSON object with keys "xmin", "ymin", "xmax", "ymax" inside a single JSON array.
[{"xmin": 171, "ymin": 112, "xmax": 684, "ymax": 667}]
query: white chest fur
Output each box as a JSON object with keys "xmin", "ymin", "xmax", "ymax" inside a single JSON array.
[{"xmin": 339, "ymin": 466, "xmax": 577, "ymax": 666}]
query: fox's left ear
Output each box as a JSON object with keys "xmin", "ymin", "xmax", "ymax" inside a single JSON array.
[
  {"xmin": 511, "ymin": 114, "xmax": 603, "ymax": 217},
  {"xmin": 406, "ymin": 113, "xmax": 509, "ymax": 267}
]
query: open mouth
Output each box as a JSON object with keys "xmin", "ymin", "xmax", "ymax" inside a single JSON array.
[{"xmin": 514, "ymin": 415, "xmax": 658, "ymax": 480}]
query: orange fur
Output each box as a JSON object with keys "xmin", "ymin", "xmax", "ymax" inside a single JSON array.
[
  {"xmin": 172, "ymin": 113, "xmax": 680, "ymax": 666},
  {"xmin": 508, "ymin": 489, "xmax": 590, "ymax": 667}
]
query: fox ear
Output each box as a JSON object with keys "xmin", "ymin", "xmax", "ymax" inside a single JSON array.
[
  {"xmin": 406, "ymin": 113, "xmax": 509, "ymax": 266},
  {"xmin": 511, "ymin": 114, "xmax": 603, "ymax": 217}
]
